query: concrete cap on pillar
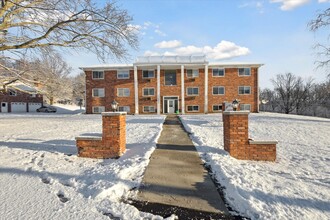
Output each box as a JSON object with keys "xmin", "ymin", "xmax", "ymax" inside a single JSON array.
[
  {"xmin": 223, "ymin": 111, "xmax": 250, "ymax": 115},
  {"xmin": 102, "ymin": 112, "xmax": 127, "ymax": 116}
]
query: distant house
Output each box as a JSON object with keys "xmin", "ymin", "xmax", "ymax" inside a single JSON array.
[
  {"xmin": 0, "ymin": 79, "xmax": 43, "ymax": 113},
  {"xmin": 81, "ymin": 56, "xmax": 263, "ymax": 114}
]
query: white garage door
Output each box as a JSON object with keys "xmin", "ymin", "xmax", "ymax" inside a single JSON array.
[
  {"xmin": 28, "ymin": 103, "xmax": 42, "ymax": 112},
  {"xmin": 11, "ymin": 102, "xmax": 27, "ymax": 112}
]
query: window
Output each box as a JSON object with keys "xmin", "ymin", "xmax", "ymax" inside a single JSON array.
[
  {"xmin": 142, "ymin": 70, "xmax": 155, "ymax": 78},
  {"xmin": 212, "ymin": 86, "xmax": 225, "ymax": 95},
  {"xmin": 92, "ymin": 106, "xmax": 105, "ymax": 113},
  {"xmin": 238, "ymin": 68, "xmax": 251, "ymax": 76},
  {"xmin": 117, "ymin": 70, "xmax": 130, "ymax": 79},
  {"xmin": 187, "ymin": 87, "xmax": 199, "ymax": 96},
  {"xmin": 30, "ymin": 94, "xmax": 36, "ymax": 98},
  {"xmin": 143, "ymin": 106, "xmax": 156, "ymax": 113},
  {"xmin": 8, "ymin": 89, "xmax": 17, "ymax": 96},
  {"xmin": 92, "ymin": 71, "xmax": 104, "ymax": 79},
  {"xmin": 187, "ymin": 69, "xmax": 199, "ymax": 78},
  {"xmin": 118, "ymin": 106, "xmax": 130, "ymax": 113},
  {"xmin": 240, "ymin": 104, "xmax": 251, "ymax": 111},
  {"xmin": 117, "ymin": 88, "xmax": 130, "ymax": 97},
  {"xmin": 212, "ymin": 68, "xmax": 225, "ymax": 77},
  {"xmin": 143, "ymin": 88, "xmax": 155, "ymax": 96},
  {"xmin": 213, "ymin": 104, "xmax": 223, "ymax": 112},
  {"xmin": 92, "ymin": 88, "xmax": 105, "ymax": 97},
  {"xmin": 238, "ymin": 86, "xmax": 251, "ymax": 95},
  {"xmin": 187, "ymin": 105, "xmax": 199, "ymax": 112},
  {"xmin": 165, "ymin": 70, "xmax": 177, "ymax": 85}
]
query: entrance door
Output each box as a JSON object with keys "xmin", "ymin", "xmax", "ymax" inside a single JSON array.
[
  {"xmin": 1, "ymin": 102, "xmax": 8, "ymax": 113},
  {"xmin": 168, "ymin": 100, "xmax": 175, "ymax": 114}
]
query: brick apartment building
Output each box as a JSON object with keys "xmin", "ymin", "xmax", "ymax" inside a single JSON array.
[{"xmin": 81, "ymin": 56, "xmax": 263, "ymax": 114}]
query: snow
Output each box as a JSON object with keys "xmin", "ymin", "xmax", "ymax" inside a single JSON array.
[
  {"xmin": 0, "ymin": 105, "xmax": 173, "ymax": 219},
  {"xmin": 179, "ymin": 112, "xmax": 330, "ymax": 220}
]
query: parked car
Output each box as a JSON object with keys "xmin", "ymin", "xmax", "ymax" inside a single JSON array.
[{"xmin": 37, "ymin": 105, "xmax": 57, "ymax": 113}]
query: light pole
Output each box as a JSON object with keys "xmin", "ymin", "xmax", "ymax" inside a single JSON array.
[{"xmin": 111, "ymin": 100, "xmax": 118, "ymax": 112}]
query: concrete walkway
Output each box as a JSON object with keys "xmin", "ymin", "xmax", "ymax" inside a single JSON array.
[{"xmin": 133, "ymin": 115, "xmax": 230, "ymax": 219}]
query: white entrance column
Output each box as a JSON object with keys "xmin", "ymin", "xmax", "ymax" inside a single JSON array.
[
  {"xmin": 157, "ymin": 65, "xmax": 161, "ymax": 115},
  {"xmin": 204, "ymin": 65, "xmax": 208, "ymax": 113},
  {"xmin": 134, "ymin": 65, "xmax": 139, "ymax": 114},
  {"xmin": 181, "ymin": 65, "xmax": 185, "ymax": 114}
]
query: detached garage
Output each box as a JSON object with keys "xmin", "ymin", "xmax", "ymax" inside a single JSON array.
[
  {"xmin": 28, "ymin": 103, "xmax": 42, "ymax": 112},
  {"xmin": 11, "ymin": 102, "xmax": 27, "ymax": 112}
]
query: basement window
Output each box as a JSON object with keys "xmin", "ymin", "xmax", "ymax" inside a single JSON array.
[
  {"xmin": 187, "ymin": 105, "xmax": 199, "ymax": 112},
  {"xmin": 143, "ymin": 106, "xmax": 156, "ymax": 113}
]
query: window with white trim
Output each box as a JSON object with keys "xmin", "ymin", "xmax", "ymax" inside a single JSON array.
[
  {"xmin": 118, "ymin": 106, "xmax": 130, "ymax": 113},
  {"xmin": 117, "ymin": 88, "xmax": 130, "ymax": 97},
  {"xmin": 92, "ymin": 88, "xmax": 105, "ymax": 97},
  {"xmin": 240, "ymin": 104, "xmax": 251, "ymax": 111},
  {"xmin": 143, "ymin": 106, "xmax": 156, "ymax": 113},
  {"xmin": 142, "ymin": 70, "xmax": 155, "ymax": 78},
  {"xmin": 238, "ymin": 86, "xmax": 251, "ymax": 95},
  {"xmin": 187, "ymin": 69, "xmax": 199, "ymax": 78},
  {"xmin": 117, "ymin": 70, "xmax": 130, "ymax": 79},
  {"xmin": 143, "ymin": 88, "xmax": 155, "ymax": 96},
  {"xmin": 238, "ymin": 68, "xmax": 251, "ymax": 76},
  {"xmin": 212, "ymin": 68, "xmax": 225, "ymax": 77},
  {"xmin": 92, "ymin": 71, "xmax": 104, "ymax": 79},
  {"xmin": 8, "ymin": 89, "xmax": 17, "ymax": 96},
  {"xmin": 165, "ymin": 70, "xmax": 177, "ymax": 85},
  {"xmin": 187, "ymin": 87, "xmax": 199, "ymax": 96},
  {"xmin": 92, "ymin": 106, "xmax": 105, "ymax": 113},
  {"xmin": 212, "ymin": 86, "xmax": 225, "ymax": 95},
  {"xmin": 187, "ymin": 105, "xmax": 199, "ymax": 112},
  {"xmin": 213, "ymin": 104, "xmax": 223, "ymax": 112}
]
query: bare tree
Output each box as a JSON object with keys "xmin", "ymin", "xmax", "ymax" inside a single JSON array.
[
  {"xmin": 308, "ymin": 8, "xmax": 330, "ymax": 74},
  {"xmin": 72, "ymin": 71, "xmax": 85, "ymax": 104},
  {"xmin": 0, "ymin": 0, "xmax": 138, "ymax": 80},
  {"xmin": 271, "ymin": 73, "xmax": 313, "ymax": 114}
]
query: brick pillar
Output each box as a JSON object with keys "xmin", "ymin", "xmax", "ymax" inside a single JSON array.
[
  {"xmin": 223, "ymin": 111, "xmax": 249, "ymax": 159},
  {"xmin": 102, "ymin": 112, "xmax": 126, "ymax": 158}
]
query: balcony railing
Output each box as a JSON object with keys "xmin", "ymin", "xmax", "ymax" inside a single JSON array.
[{"xmin": 135, "ymin": 55, "xmax": 208, "ymax": 64}]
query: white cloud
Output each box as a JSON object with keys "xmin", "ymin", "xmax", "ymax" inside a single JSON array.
[
  {"xmin": 270, "ymin": 0, "xmax": 310, "ymax": 11},
  {"xmin": 155, "ymin": 29, "xmax": 167, "ymax": 37},
  {"xmin": 174, "ymin": 41, "xmax": 250, "ymax": 60},
  {"xmin": 143, "ymin": 41, "xmax": 250, "ymax": 60},
  {"xmin": 154, "ymin": 40, "xmax": 182, "ymax": 49},
  {"xmin": 239, "ymin": 1, "xmax": 264, "ymax": 13}
]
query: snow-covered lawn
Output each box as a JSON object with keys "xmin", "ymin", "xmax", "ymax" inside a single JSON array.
[
  {"xmin": 180, "ymin": 113, "xmax": 330, "ymax": 220},
  {"xmin": 0, "ymin": 108, "xmax": 168, "ymax": 219}
]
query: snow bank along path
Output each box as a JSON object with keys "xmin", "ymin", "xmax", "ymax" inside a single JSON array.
[
  {"xmin": 180, "ymin": 113, "xmax": 330, "ymax": 220},
  {"xmin": 0, "ymin": 112, "xmax": 179, "ymax": 219}
]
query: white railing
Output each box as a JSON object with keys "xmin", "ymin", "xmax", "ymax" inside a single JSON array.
[{"xmin": 135, "ymin": 55, "xmax": 207, "ymax": 64}]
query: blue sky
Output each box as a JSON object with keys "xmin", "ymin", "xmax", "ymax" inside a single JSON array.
[{"xmin": 70, "ymin": 0, "xmax": 330, "ymax": 89}]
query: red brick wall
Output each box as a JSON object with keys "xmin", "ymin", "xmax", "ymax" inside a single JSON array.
[
  {"xmin": 208, "ymin": 67, "xmax": 258, "ymax": 113},
  {"xmin": 0, "ymin": 90, "xmax": 43, "ymax": 112},
  {"xmin": 184, "ymin": 68, "xmax": 205, "ymax": 113},
  {"xmin": 85, "ymin": 70, "xmax": 135, "ymax": 114},
  {"xmin": 160, "ymin": 69, "xmax": 182, "ymax": 113},
  {"xmin": 138, "ymin": 69, "xmax": 158, "ymax": 113},
  {"xmin": 223, "ymin": 111, "xmax": 276, "ymax": 161}
]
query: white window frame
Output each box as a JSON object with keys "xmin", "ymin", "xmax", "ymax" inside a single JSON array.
[
  {"xmin": 142, "ymin": 87, "xmax": 155, "ymax": 96},
  {"xmin": 92, "ymin": 106, "xmax": 105, "ymax": 113},
  {"xmin": 92, "ymin": 71, "xmax": 104, "ymax": 79},
  {"xmin": 240, "ymin": 104, "xmax": 251, "ymax": 111},
  {"xmin": 143, "ymin": 106, "xmax": 156, "ymax": 113},
  {"xmin": 212, "ymin": 68, "xmax": 225, "ymax": 77},
  {"xmin": 186, "ymin": 69, "xmax": 199, "ymax": 78},
  {"xmin": 187, "ymin": 105, "xmax": 199, "ymax": 112},
  {"xmin": 118, "ymin": 106, "xmax": 130, "ymax": 113},
  {"xmin": 238, "ymin": 86, "xmax": 251, "ymax": 95},
  {"xmin": 117, "ymin": 70, "xmax": 130, "ymax": 79},
  {"xmin": 212, "ymin": 104, "xmax": 223, "ymax": 112},
  {"xmin": 186, "ymin": 87, "xmax": 199, "ymax": 96},
  {"xmin": 212, "ymin": 86, "xmax": 225, "ymax": 95},
  {"xmin": 92, "ymin": 88, "xmax": 105, "ymax": 97},
  {"xmin": 117, "ymin": 88, "xmax": 130, "ymax": 97},
  {"xmin": 142, "ymin": 70, "xmax": 155, "ymax": 78},
  {"xmin": 8, "ymin": 89, "xmax": 17, "ymax": 96},
  {"xmin": 164, "ymin": 71, "xmax": 177, "ymax": 86},
  {"xmin": 238, "ymin": 68, "xmax": 251, "ymax": 76}
]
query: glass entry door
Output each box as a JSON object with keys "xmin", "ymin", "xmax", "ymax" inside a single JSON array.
[{"xmin": 168, "ymin": 100, "xmax": 175, "ymax": 114}]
